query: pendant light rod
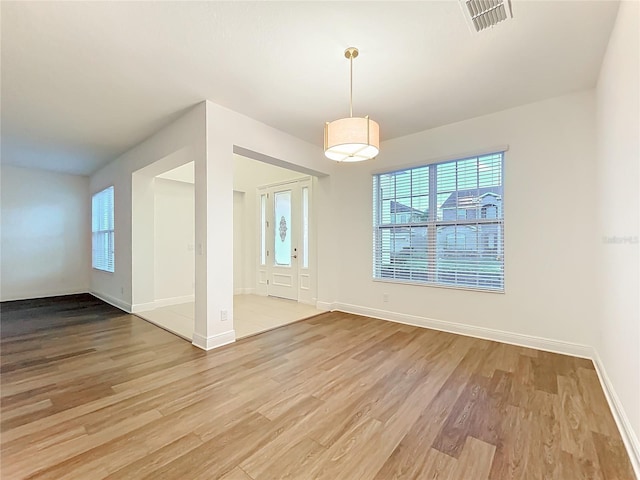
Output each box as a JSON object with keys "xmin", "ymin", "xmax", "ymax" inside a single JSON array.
[
  {"xmin": 345, "ymin": 47, "xmax": 359, "ymax": 118},
  {"xmin": 349, "ymin": 53, "xmax": 353, "ymax": 117}
]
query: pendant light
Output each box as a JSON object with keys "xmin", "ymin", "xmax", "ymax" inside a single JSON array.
[{"xmin": 324, "ymin": 47, "xmax": 380, "ymax": 162}]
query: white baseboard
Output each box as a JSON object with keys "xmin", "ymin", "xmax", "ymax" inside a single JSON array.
[
  {"xmin": 153, "ymin": 295, "xmax": 195, "ymax": 308},
  {"xmin": 90, "ymin": 291, "xmax": 132, "ymax": 313},
  {"xmin": 316, "ymin": 301, "xmax": 335, "ymax": 312},
  {"xmin": 131, "ymin": 295, "xmax": 195, "ymax": 313},
  {"xmin": 591, "ymin": 350, "xmax": 640, "ymax": 478},
  {"xmin": 1, "ymin": 288, "xmax": 88, "ymax": 302},
  {"xmin": 332, "ymin": 302, "xmax": 593, "ymax": 358},
  {"xmin": 234, "ymin": 288, "xmax": 255, "ymax": 295},
  {"xmin": 130, "ymin": 301, "xmax": 155, "ymax": 313},
  {"xmin": 192, "ymin": 330, "xmax": 236, "ymax": 351},
  {"xmin": 298, "ymin": 298, "xmax": 317, "ymax": 307}
]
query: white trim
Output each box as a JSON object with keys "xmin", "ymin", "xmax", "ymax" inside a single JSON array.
[
  {"xmin": 332, "ymin": 302, "xmax": 593, "ymax": 358},
  {"xmin": 192, "ymin": 330, "xmax": 236, "ymax": 351},
  {"xmin": 0, "ymin": 288, "xmax": 88, "ymax": 302},
  {"xmin": 372, "ymin": 277, "xmax": 505, "ymax": 294},
  {"xmin": 131, "ymin": 295, "xmax": 195, "ymax": 312},
  {"xmin": 234, "ymin": 288, "xmax": 255, "ymax": 295},
  {"xmin": 153, "ymin": 295, "xmax": 195, "ymax": 308},
  {"xmin": 370, "ymin": 145, "xmax": 510, "ymax": 175},
  {"xmin": 130, "ymin": 301, "xmax": 156, "ymax": 313},
  {"xmin": 591, "ymin": 349, "xmax": 640, "ymax": 478},
  {"xmin": 315, "ymin": 301, "xmax": 335, "ymax": 312},
  {"xmin": 298, "ymin": 298, "xmax": 317, "ymax": 307},
  {"xmin": 89, "ymin": 291, "xmax": 131, "ymax": 313}
]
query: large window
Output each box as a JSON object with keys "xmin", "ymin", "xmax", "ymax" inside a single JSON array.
[
  {"xmin": 92, "ymin": 186, "xmax": 115, "ymax": 272},
  {"xmin": 373, "ymin": 152, "xmax": 504, "ymax": 291}
]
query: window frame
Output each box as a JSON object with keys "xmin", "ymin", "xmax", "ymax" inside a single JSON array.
[
  {"xmin": 92, "ymin": 185, "xmax": 115, "ymax": 273},
  {"xmin": 372, "ymin": 151, "xmax": 505, "ymax": 293}
]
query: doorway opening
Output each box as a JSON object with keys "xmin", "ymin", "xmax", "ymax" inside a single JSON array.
[
  {"xmin": 132, "ymin": 157, "xmax": 195, "ymax": 341},
  {"xmin": 233, "ymin": 153, "xmax": 321, "ymax": 338}
]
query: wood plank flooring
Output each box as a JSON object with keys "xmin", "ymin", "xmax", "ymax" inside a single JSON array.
[{"xmin": 0, "ymin": 294, "xmax": 635, "ymax": 479}]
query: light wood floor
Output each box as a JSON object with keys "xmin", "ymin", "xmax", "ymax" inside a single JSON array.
[{"xmin": 0, "ymin": 295, "xmax": 635, "ymax": 479}]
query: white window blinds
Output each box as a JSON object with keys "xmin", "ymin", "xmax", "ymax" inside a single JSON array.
[
  {"xmin": 373, "ymin": 152, "xmax": 504, "ymax": 292},
  {"xmin": 92, "ymin": 186, "xmax": 115, "ymax": 273}
]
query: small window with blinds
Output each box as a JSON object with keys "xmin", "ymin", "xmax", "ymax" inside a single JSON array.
[
  {"xmin": 92, "ymin": 186, "xmax": 115, "ymax": 273},
  {"xmin": 373, "ymin": 152, "xmax": 504, "ymax": 292}
]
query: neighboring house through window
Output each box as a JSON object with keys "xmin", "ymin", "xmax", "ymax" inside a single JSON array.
[
  {"xmin": 92, "ymin": 186, "xmax": 115, "ymax": 272},
  {"xmin": 373, "ymin": 152, "xmax": 504, "ymax": 291}
]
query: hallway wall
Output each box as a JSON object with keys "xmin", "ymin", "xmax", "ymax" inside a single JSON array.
[{"xmin": 154, "ymin": 178, "xmax": 195, "ymax": 303}]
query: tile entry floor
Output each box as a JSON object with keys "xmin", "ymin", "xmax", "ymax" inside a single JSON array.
[
  {"xmin": 136, "ymin": 294, "xmax": 322, "ymax": 341},
  {"xmin": 234, "ymin": 294, "xmax": 322, "ymax": 338},
  {"xmin": 135, "ymin": 302, "xmax": 195, "ymax": 340}
]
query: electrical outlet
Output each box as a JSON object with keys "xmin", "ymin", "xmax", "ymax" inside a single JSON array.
[
  {"xmin": 221, "ymin": 310, "xmax": 228, "ymax": 321},
  {"xmin": 383, "ymin": 293, "xmax": 389, "ymax": 303}
]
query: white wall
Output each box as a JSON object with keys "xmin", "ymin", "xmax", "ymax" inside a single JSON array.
[
  {"xmin": 328, "ymin": 90, "xmax": 599, "ymax": 351},
  {"xmin": 1, "ymin": 165, "xmax": 90, "ymax": 300},
  {"xmin": 90, "ymin": 104, "xmax": 206, "ymax": 312},
  {"xmin": 90, "ymin": 100, "xmax": 331, "ymax": 350},
  {"xmin": 201, "ymin": 101, "xmax": 333, "ymax": 350},
  {"xmin": 595, "ymin": 0, "xmax": 640, "ymax": 467},
  {"xmin": 233, "ymin": 154, "xmax": 308, "ymax": 294},
  {"xmin": 81, "ymin": 17, "xmax": 639, "ymax": 465},
  {"xmin": 154, "ymin": 178, "xmax": 194, "ymax": 302}
]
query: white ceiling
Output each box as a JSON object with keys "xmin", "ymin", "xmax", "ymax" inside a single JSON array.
[
  {"xmin": 153, "ymin": 154, "xmax": 310, "ymax": 186},
  {"xmin": 1, "ymin": 1, "xmax": 619, "ymax": 175},
  {"xmin": 156, "ymin": 162, "xmax": 195, "ymax": 184}
]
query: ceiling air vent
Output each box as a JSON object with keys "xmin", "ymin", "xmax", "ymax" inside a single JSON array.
[{"xmin": 462, "ymin": 0, "xmax": 513, "ymax": 32}]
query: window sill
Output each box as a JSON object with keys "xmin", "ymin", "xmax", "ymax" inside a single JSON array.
[
  {"xmin": 372, "ymin": 277, "xmax": 504, "ymax": 294},
  {"xmin": 92, "ymin": 268, "xmax": 114, "ymax": 274}
]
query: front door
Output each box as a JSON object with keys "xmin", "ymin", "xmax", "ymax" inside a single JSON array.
[
  {"xmin": 268, "ymin": 186, "xmax": 298, "ymax": 299},
  {"xmin": 257, "ymin": 178, "xmax": 312, "ymax": 302}
]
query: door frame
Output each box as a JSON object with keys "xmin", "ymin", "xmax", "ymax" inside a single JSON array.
[{"xmin": 255, "ymin": 177, "xmax": 314, "ymax": 304}]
